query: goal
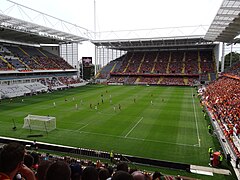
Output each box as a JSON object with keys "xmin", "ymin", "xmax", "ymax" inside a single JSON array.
[{"xmin": 23, "ymin": 115, "xmax": 56, "ymax": 132}]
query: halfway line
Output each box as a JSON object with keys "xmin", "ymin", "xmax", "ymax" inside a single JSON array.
[{"xmin": 124, "ymin": 117, "xmax": 143, "ymax": 138}]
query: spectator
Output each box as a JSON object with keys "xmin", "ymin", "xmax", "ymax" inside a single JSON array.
[
  {"xmin": 98, "ymin": 168, "xmax": 110, "ymax": 180},
  {"xmin": 131, "ymin": 171, "xmax": 145, "ymax": 180},
  {"xmin": 30, "ymin": 152, "xmax": 40, "ymax": 170},
  {"xmin": 81, "ymin": 166, "xmax": 98, "ymax": 180},
  {"xmin": 36, "ymin": 160, "xmax": 52, "ymax": 180},
  {"xmin": 70, "ymin": 162, "xmax": 82, "ymax": 180},
  {"xmin": 116, "ymin": 162, "xmax": 128, "ymax": 172},
  {"xmin": 107, "ymin": 165, "xmax": 114, "ymax": 177},
  {"xmin": 0, "ymin": 142, "xmax": 36, "ymax": 180},
  {"xmin": 111, "ymin": 170, "xmax": 133, "ymax": 180},
  {"xmin": 45, "ymin": 161, "xmax": 71, "ymax": 180},
  {"xmin": 23, "ymin": 154, "xmax": 34, "ymax": 168},
  {"xmin": 152, "ymin": 171, "xmax": 164, "ymax": 180}
]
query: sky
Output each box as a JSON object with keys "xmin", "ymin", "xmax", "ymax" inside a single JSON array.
[
  {"xmin": 1, "ymin": 0, "xmax": 224, "ymax": 34},
  {"xmin": 0, "ymin": 0, "xmax": 227, "ymax": 60}
]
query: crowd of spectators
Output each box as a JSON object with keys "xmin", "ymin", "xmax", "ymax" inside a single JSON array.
[
  {"xmin": 202, "ymin": 76, "xmax": 240, "ymax": 157},
  {"xmin": 108, "ymin": 77, "xmax": 125, "ymax": 84},
  {"xmin": 99, "ymin": 50, "xmax": 214, "ymax": 86},
  {"xmin": 200, "ymin": 51, "xmax": 214, "ymax": 74},
  {"xmin": 107, "ymin": 76, "xmax": 198, "ymax": 86},
  {"xmin": 40, "ymin": 77, "xmax": 64, "ymax": 89},
  {"xmin": 153, "ymin": 52, "xmax": 169, "ymax": 74},
  {"xmin": 0, "ymin": 142, "xmax": 186, "ymax": 180},
  {"xmin": 123, "ymin": 53, "xmax": 144, "ymax": 73},
  {"xmin": 59, "ymin": 77, "xmax": 83, "ymax": 85},
  {"xmin": 116, "ymin": 53, "xmax": 133, "ymax": 73},
  {"xmin": 0, "ymin": 43, "xmax": 74, "ymax": 71},
  {"xmin": 224, "ymin": 60, "xmax": 240, "ymax": 78},
  {"xmin": 139, "ymin": 52, "xmax": 157, "ymax": 73},
  {"xmin": 184, "ymin": 51, "xmax": 199, "ymax": 74},
  {"xmin": 168, "ymin": 52, "xmax": 184, "ymax": 74},
  {"xmin": 32, "ymin": 57, "xmax": 73, "ymax": 70},
  {"xmin": 138, "ymin": 77, "xmax": 159, "ymax": 85},
  {"xmin": 160, "ymin": 77, "xmax": 185, "ymax": 86},
  {"xmin": 0, "ymin": 76, "xmax": 83, "ymax": 99},
  {"xmin": 39, "ymin": 76, "xmax": 83, "ymax": 90}
]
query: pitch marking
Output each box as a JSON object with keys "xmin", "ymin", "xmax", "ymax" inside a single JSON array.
[
  {"xmin": 124, "ymin": 117, "xmax": 143, "ymax": 138},
  {"xmin": 191, "ymin": 88, "xmax": 201, "ymax": 147},
  {"xmin": 57, "ymin": 128, "xmax": 199, "ymax": 147}
]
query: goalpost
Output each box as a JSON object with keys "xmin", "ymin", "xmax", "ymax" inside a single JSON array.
[{"xmin": 23, "ymin": 115, "xmax": 56, "ymax": 132}]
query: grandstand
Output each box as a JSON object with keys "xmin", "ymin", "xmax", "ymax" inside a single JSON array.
[
  {"xmin": 0, "ymin": 0, "xmax": 240, "ymax": 179},
  {"xmin": 93, "ymin": 37, "xmax": 218, "ymax": 86}
]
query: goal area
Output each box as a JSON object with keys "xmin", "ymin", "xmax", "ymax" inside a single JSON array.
[{"xmin": 23, "ymin": 115, "xmax": 56, "ymax": 132}]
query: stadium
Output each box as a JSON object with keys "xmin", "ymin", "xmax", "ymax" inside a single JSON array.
[{"xmin": 0, "ymin": 0, "xmax": 239, "ymax": 179}]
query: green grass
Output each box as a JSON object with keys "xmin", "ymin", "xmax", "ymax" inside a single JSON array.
[{"xmin": 0, "ymin": 85, "xmax": 236, "ymax": 179}]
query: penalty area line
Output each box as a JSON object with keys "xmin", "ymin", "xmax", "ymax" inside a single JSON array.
[
  {"xmin": 124, "ymin": 117, "xmax": 143, "ymax": 138},
  {"xmin": 77, "ymin": 123, "xmax": 89, "ymax": 131}
]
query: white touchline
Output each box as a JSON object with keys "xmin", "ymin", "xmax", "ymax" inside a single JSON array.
[
  {"xmin": 124, "ymin": 117, "xmax": 143, "ymax": 138},
  {"xmin": 191, "ymin": 89, "xmax": 201, "ymax": 147}
]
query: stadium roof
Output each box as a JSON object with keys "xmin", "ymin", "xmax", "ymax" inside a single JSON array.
[
  {"xmin": 91, "ymin": 36, "xmax": 217, "ymax": 51},
  {"xmin": 0, "ymin": 13, "xmax": 89, "ymax": 44},
  {"xmin": 204, "ymin": 0, "xmax": 240, "ymax": 43}
]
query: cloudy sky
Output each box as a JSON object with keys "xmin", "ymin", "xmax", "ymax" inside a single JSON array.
[
  {"xmin": 1, "ymin": 0, "xmax": 226, "ymax": 58},
  {"xmin": 1, "ymin": 0, "xmax": 223, "ymax": 33}
]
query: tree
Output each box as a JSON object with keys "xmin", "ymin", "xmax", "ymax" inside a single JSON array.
[{"xmin": 224, "ymin": 52, "xmax": 240, "ymax": 70}]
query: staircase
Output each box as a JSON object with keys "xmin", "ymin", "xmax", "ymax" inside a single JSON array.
[
  {"xmin": 137, "ymin": 53, "xmax": 145, "ymax": 73},
  {"xmin": 208, "ymin": 73, "xmax": 211, "ymax": 81},
  {"xmin": 166, "ymin": 52, "xmax": 171, "ymax": 74},
  {"xmin": 151, "ymin": 52, "xmax": 159, "ymax": 73},
  {"xmin": 18, "ymin": 46, "xmax": 42, "ymax": 68},
  {"xmin": 135, "ymin": 77, "xmax": 140, "ymax": 83},
  {"xmin": 157, "ymin": 77, "xmax": 163, "ymax": 84},
  {"xmin": 95, "ymin": 71, "xmax": 101, "ymax": 78},
  {"xmin": 37, "ymin": 49, "xmax": 48, "ymax": 57},
  {"xmin": 110, "ymin": 63, "xmax": 117, "ymax": 72},
  {"xmin": 198, "ymin": 51, "xmax": 202, "ymax": 73},
  {"xmin": 183, "ymin": 77, "xmax": 188, "ymax": 85},
  {"xmin": 212, "ymin": 53, "xmax": 217, "ymax": 72},
  {"xmin": 17, "ymin": 58, "xmax": 30, "ymax": 69},
  {"xmin": 181, "ymin": 52, "xmax": 185, "ymax": 74},
  {"xmin": 123, "ymin": 53, "xmax": 134, "ymax": 73},
  {"xmin": 0, "ymin": 56, "xmax": 14, "ymax": 69},
  {"xmin": 18, "ymin": 47, "xmax": 30, "ymax": 56}
]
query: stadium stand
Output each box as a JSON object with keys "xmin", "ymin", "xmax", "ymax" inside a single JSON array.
[
  {"xmin": 0, "ymin": 84, "xmax": 31, "ymax": 98},
  {"xmin": 224, "ymin": 60, "xmax": 240, "ymax": 78},
  {"xmin": 201, "ymin": 62, "xmax": 240, "ymax": 167},
  {"xmin": 0, "ymin": 43, "xmax": 74, "ymax": 70},
  {"xmin": 0, "ymin": 82, "xmax": 49, "ymax": 98},
  {"xmin": 0, "ymin": 41, "xmax": 85, "ymax": 99},
  {"xmin": 23, "ymin": 82, "xmax": 48, "ymax": 93},
  {"xmin": 200, "ymin": 51, "xmax": 215, "ymax": 74},
  {"xmin": 98, "ymin": 50, "xmax": 215, "ymax": 86}
]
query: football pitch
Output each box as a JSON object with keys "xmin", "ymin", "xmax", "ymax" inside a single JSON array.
[{"xmin": 0, "ymin": 85, "xmax": 215, "ymax": 166}]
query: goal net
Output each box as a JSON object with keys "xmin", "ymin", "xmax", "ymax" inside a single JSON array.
[{"xmin": 23, "ymin": 115, "xmax": 56, "ymax": 132}]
